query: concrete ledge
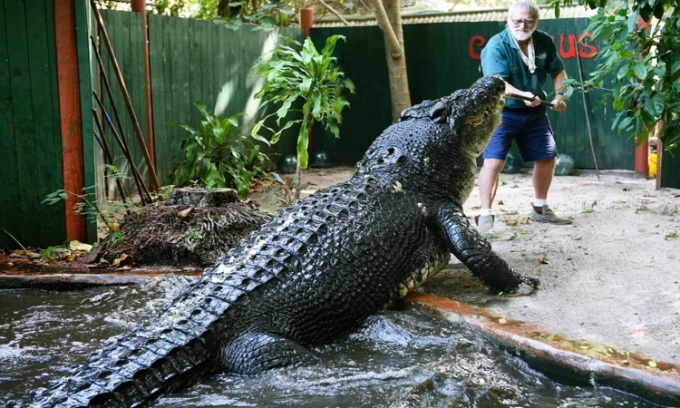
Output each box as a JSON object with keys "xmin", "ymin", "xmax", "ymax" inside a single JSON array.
[
  {"xmin": 0, "ymin": 268, "xmax": 201, "ymax": 291},
  {"xmin": 406, "ymin": 292, "xmax": 680, "ymax": 407}
]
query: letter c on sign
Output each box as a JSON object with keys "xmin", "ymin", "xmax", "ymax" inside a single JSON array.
[{"xmin": 469, "ymin": 35, "xmax": 486, "ymax": 60}]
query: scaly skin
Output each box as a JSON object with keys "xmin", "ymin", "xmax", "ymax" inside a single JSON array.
[{"xmin": 32, "ymin": 75, "xmax": 538, "ymax": 407}]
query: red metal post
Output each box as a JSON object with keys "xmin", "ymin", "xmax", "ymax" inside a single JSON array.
[
  {"xmin": 300, "ymin": 8, "xmax": 313, "ymax": 37},
  {"xmin": 634, "ymin": 139, "xmax": 648, "ymax": 175},
  {"xmin": 54, "ymin": 1, "xmax": 87, "ymax": 242}
]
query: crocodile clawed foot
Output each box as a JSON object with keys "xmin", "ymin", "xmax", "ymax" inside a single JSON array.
[{"xmin": 502, "ymin": 276, "xmax": 539, "ymax": 297}]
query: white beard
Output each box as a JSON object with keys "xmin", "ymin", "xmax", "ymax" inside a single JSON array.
[{"xmin": 512, "ymin": 28, "xmax": 535, "ymax": 42}]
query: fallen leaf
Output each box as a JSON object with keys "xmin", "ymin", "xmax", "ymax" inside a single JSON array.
[
  {"xmin": 112, "ymin": 253, "xmax": 132, "ymax": 267},
  {"xmin": 177, "ymin": 207, "xmax": 194, "ymax": 219},
  {"xmin": 69, "ymin": 240, "xmax": 92, "ymax": 252},
  {"xmin": 511, "ymin": 248, "xmax": 526, "ymax": 252}
]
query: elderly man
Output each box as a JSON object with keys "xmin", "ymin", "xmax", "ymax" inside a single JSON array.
[{"xmin": 475, "ymin": 0, "xmax": 572, "ymax": 233}]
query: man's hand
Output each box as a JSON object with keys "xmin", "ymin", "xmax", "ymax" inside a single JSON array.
[
  {"xmin": 523, "ymin": 93, "xmax": 543, "ymax": 108},
  {"xmin": 551, "ymin": 94, "xmax": 567, "ymax": 111}
]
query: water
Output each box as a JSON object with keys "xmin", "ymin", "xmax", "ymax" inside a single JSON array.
[{"xmin": 0, "ymin": 277, "xmax": 662, "ymax": 407}]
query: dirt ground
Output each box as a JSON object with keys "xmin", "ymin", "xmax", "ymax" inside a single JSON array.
[{"xmin": 282, "ymin": 165, "xmax": 680, "ymax": 365}]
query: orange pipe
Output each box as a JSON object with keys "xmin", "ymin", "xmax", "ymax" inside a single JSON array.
[
  {"xmin": 54, "ymin": 1, "xmax": 87, "ymax": 242},
  {"xmin": 634, "ymin": 139, "xmax": 648, "ymax": 174},
  {"xmin": 300, "ymin": 8, "xmax": 313, "ymax": 37}
]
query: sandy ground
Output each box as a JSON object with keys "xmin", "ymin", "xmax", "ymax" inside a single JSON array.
[{"xmin": 279, "ymin": 165, "xmax": 680, "ymax": 365}]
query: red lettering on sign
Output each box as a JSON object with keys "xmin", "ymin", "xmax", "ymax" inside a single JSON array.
[
  {"xmin": 469, "ymin": 35, "xmax": 486, "ymax": 60},
  {"xmin": 559, "ymin": 33, "xmax": 598, "ymax": 59},
  {"xmin": 469, "ymin": 32, "xmax": 598, "ymax": 60},
  {"xmin": 559, "ymin": 34, "xmax": 577, "ymax": 58},
  {"xmin": 578, "ymin": 33, "xmax": 598, "ymax": 58}
]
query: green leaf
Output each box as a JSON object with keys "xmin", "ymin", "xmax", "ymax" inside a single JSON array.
[
  {"xmin": 633, "ymin": 64, "xmax": 648, "ymax": 81},
  {"xmin": 644, "ymin": 93, "xmax": 665, "ymax": 118}
]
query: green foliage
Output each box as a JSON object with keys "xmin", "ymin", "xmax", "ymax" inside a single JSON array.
[
  {"xmin": 216, "ymin": 2, "xmax": 298, "ymax": 31},
  {"xmin": 42, "ymin": 169, "xmax": 133, "ymax": 234},
  {"xmin": 169, "ymin": 102, "xmax": 272, "ymax": 198},
  {"xmin": 265, "ymin": 172, "xmax": 305, "ymax": 207},
  {"xmin": 184, "ymin": 228, "xmax": 204, "ymax": 241},
  {"xmin": 151, "ymin": 0, "xmax": 219, "ymax": 18},
  {"xmin": 40, "ymin": 246, "xmax": 68, "ymax": 261},
  {"xmin": 155, "ymin": 184, "xmax": 177, "ymax": 201},
  {"xmin": 552, "ymin": 0, "xmax": 680, "ymax": 149},
  {"xmin": 146, "ymin": 0, "xmax": 299, "ymax": 28},
  {"xmin": 252, "ymin": 35, "xmax": 355, "ymax": 170},
  {"xmin": 106, "ymin": 230, "xmax": 126, "ymax": 246}
]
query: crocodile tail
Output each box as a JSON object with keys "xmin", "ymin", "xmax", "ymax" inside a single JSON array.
[{"xmin": 33, "ymin": 287, "xmax": 231, "ymax": 407}]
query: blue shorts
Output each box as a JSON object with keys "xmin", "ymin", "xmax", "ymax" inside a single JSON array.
[{"xmin": 483, "ymin": 106, "xmax": 558, "ymax": 162}]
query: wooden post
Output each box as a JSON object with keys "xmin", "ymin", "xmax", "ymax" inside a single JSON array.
[
  {"xmin": 131, "ymin": 0, "xmax": 155, "ymax": 171},
  {"xmin": 54, "ymin": 0, "xmax": 87, "ymax": 242}
]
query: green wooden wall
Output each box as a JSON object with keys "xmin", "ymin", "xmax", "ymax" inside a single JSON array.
[
  {"xmin": 148, "ymin": 15, "xmax": 302, "ymax": 183},
  {"xmin": 0, "ymin": 0, "xmax": 65, "ymax": 249},
  {"xmin": 310, "ymin": 18, "xmax": 632, "ymax": 169},
  {"xmin": 99, "ymin": 11, "xmax": 302, "ymax": 188},
  {"xmin": 1, "ymin": 5, "xmax": 676, "ymax": 249}
]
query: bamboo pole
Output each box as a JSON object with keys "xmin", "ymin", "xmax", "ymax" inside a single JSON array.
[
  {"xmin": 93, "ymin": 92, "xmax": 153, "ymax": 204},
  {"xmin": 91, "ymin": 109, "xmax": 132, "ymax": 213},
  {"xmin": 90, "ymin": 0, "xmax": 160, "ymax": 190},
  {"xmin": 575, "ymin": 44, "xmax": 600, "ymax": 180}
]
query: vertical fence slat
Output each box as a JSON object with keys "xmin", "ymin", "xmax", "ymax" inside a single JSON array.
[{"xmin": 0, "ymin": 0, "xmax": 64, "ymax": 248}]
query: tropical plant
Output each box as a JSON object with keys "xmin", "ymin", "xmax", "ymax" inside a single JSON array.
[
  {"xmin": 251, "ymin": 35, "xmax": 354, "ymax": 198},
  {"xmin": 169, "ymin": 102, "xmax": 272, "ymax": 198},
  {"xmin": 552, "ymin": 0, "xmax": 680, "ymax": 149},
  {"xmin": 43, "ymin": 185, "xmax": 129, "ymax": 234},
  {"xmin": 265, "ymin": 172, "xmax": 306, "ymax": 207}
]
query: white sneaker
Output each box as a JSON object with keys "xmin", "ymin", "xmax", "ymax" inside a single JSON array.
[
  {"xmin": 530, "ymin": 204, "xmax": 572, "ymax": 225},
  {"xmin": 474, "ymin": 214, "xmax": 495, "ymax": 233}
]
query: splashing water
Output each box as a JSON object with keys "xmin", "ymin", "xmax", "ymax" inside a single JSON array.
[{"xmin": 0, "ymin": 276, "xmax": 659, "ymax": 407}]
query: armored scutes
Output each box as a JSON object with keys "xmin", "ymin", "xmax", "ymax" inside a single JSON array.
[{"xmin": 33, "ymin": 75, "xmax": 538, "ymax": 407}]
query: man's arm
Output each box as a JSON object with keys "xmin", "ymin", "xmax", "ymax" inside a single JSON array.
[
  {"xmin": 551, "ymin": 70, "xmax": 568, "ymax": 111},
  {"xmin": 503, "ymin": 81, "xmax": 543, "ymax": 108}
]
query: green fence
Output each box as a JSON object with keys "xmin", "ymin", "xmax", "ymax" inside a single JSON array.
[
  {"xmin": 3, "ymin": 5, "xmax": 677, "ymax": 249},
  {"xmin": 0, "ymin": 0, "xmax": 66, "ymax": 248},
  {"xmin": 99, "ymin": 11, "xmax": 303, "ymax": 189},
  {"xmin": 310, "ymin": 18, "xmax": 632, "ymax": 169}
]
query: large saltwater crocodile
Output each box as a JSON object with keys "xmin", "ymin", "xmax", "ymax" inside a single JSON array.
[{"xmin": 33, "ymin": 75, "xmax": 538, "ymax": 407}]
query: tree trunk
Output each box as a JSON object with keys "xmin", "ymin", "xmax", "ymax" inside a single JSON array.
[{"xmin": 373, "ymin": 0, "xmax": 411, "ymax": 121}]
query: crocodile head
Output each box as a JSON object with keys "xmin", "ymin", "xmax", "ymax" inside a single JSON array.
[
  {"xmin": 448, "ymin": 75, "xmax": 506, "ymax": 157},
  {"xmin": 399, "ymin": 75, "xmax": 506, "ymax": 158},
  {"xmin": 355, "ymin": 75, "xmax": 505, "ymax": 202}
]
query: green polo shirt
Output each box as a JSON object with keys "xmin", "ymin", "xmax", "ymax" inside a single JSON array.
[{"xmin": 481, "ymin": 28, "xmax": 565, "ymax": 109}]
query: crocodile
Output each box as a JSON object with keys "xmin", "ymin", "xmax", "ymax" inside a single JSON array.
[{"xmin": 33, "ymin": 75, "xmax": 538, "ymax": 407}]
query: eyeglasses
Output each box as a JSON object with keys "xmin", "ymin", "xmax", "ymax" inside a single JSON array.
[{"xmin": 511, "ymin": 18, "xmax": 536, "ymax": 26}]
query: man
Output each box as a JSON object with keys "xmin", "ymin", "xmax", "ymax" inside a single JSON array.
[{"xmin": 476, "ymin": 0, "xmax": 572, "ymax": 233}]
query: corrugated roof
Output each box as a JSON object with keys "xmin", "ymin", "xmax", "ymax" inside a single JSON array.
[{"xmin": 313, "ymin": 5, "xmax": 596, "ymax": 27}]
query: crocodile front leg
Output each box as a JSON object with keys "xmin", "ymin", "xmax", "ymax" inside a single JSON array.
[{"xmin": 437, "ymin": 206, "xmax": 539, "ymax": 295}]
